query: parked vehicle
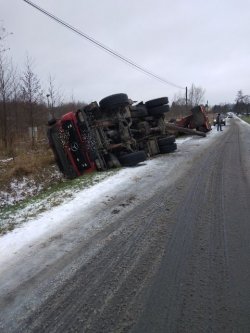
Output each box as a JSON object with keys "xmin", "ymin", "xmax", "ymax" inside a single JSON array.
[{"xmin": 213, "ymin": 115, "xmax": 226, "ymax": 126}]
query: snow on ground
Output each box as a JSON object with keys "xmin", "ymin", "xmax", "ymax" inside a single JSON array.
[
  {"xmin": 0, "ymin": 158, "xmax": 14, "ymax": 164},
  {"xmin": 175, "ymin": 136, "xmax": 192, "ymax": 144},
  {"xmin": 0, "ymin": 125, "xmax": 226, "ymax": 267},
  {"xmin": 0, "ymin": 177, "xmax": 44, "ymax": 206},
  {"xmin": 236, "ymin": 114, "xmax": 250, "ymax": 127},
  {"xmin": 0, "ymin": 165, "xmax": 149, "ymax": 251},
  {"xmin": 0, "ymin": 166, "xmax": 63, "ymax": 209}
]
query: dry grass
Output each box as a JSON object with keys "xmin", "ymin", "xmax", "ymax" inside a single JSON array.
[{"xmin": 0, "ymin": 147, "xmax": 55, "ymax": 186}]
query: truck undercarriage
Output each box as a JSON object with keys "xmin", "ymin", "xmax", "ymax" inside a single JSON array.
[{"xmin": 48, "ymin": 94, "xmax": 210, "ymax": 178}]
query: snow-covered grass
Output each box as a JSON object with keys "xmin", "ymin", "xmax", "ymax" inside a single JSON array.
[
  {"xmin": 0, "ymin": 148, "xmax": 57, "ymax": 207},
  {"xmin": 0, "ymin": 169, "xmax": 118, "ymax": 235},
  {"xmin": 239, "ymin": 115, "xmax": 250, "ymax": 125},
  {"xmin": 0, "ymin": 158, "xmax": 14, "ymax": 164},
  {"xmin": 0, "ymin": 164, "xmax": 62, "ymax": 208},
  {"xmin": 0, "ymin": 177, "xmax": 44, "ymax": 206}
]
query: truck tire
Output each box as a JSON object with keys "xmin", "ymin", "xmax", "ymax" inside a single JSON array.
[
  {"xmin": 99, "ymin": 93, "xmax": 129, "ymax": 110},
  {"xmin": 145, "ymin": 97, "xmax": 169, "ymax": 108},
  {"xmin": 159, "ymin": 143, "xmax": 177, "ymax": 154},
  {"xmin": 148, "ymin": 104, "xmax": 170, "ymax": 116},
  {"xmin": 118, "ymin": 151, "xmax": 147, "ymax": 167},
  {"xmin": 130, "ymin": 106, "xmax": 148, "ymax": 118},
  {"xmin": 158, "ymin": 135, "xmax": 176, "ymax": 146}
]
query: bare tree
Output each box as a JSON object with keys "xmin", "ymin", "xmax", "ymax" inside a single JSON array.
[
  {"xmin": 188, "ymin": 83, "xmax": 205, "ymax": 107},
  {"xmin": 0, "ymin": 25, "xmax": 15, "ymax": 149},
  {"xmin": 0, "ymin": 52, "xmax": 16, "ymax": 149},
  {"xmin": 47, "ymin": 74, "xmax": 63, "ymax": 118},
  {"xmin": 235, "ymin": 90, "xmax": 243, "ymax": 103},
  {"xmin": 0, "ymin": 25, "xmax": 12, "ymax": 53},
  {"xmin": 172, "ymin": 91, "xmax": 186, "ymax": 106},
  {"xmin": 169, "ymin": 91, "xmax": 187, "ymax": 119},
  {"xmin": 11, "ymin": 77, "xmax": 22, "ymax": 139},
  {"xmin": 168, "ymin": 84, "xmax": 206, "ymax": 121},
  {"xmin": 235, "ymin": 90, "xmax": 249, "ymax": 104},
  {"xmin": 235, "ymin": 90, "xmax": 250, "ymax": 114},
  {"xmin": 21, "ymin": 56, "xmax": 43, "ymax": 147}
]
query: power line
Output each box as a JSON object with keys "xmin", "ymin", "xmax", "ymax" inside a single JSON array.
[{"xmin": 22, "ymin": 0, "xmax": 185, "ymax": 90}]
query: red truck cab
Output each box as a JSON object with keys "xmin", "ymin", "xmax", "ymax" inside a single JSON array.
[{"xmin": 47, "ymin": 111, "xmax": 96, "ymax": 179}]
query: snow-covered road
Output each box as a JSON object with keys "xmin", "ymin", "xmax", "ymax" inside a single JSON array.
[
  {"xmin": 3, "ymin": 117, "xmax": 250, "ymax": 333},
  {"xmin": 0, "ymin": 127, "xmax": 221, "ymax": 271}
]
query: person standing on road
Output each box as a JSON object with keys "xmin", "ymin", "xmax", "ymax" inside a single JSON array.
[{"xmin": 216, "ymin": 113, "xmax": 223, "ymax": 131}]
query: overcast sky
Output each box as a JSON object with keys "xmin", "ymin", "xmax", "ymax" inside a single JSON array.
[{"xmin": 1, "ymin": 0, "xmax": 250, "ymax": 106}]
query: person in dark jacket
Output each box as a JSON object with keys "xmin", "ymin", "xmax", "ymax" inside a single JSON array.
[{"xmin": 216, "ymin": 113, "xmax": 223, "ymax": 131}]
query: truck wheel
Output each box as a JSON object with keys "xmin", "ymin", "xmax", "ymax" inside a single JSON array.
[
  {"xmin": 145, "ymin": 97, "xmax": 169, "ymax": 108},
  {"xmin": 148, "ymin": 104, "xmax": 170, "ymax": 116},
  {"xmin": 99, "ymin": 93, "xmax": 129, "ymax": 110},
  {"xmin": 118, "ymin": 151, "xmax": 147, "ymax": 167},
  {"xmin": 158, "ymin": 135, "xmax": 176, "ymax": 146},
  {"xmin": 159, "ymin": 143, "xmax": 177, "ymax": 154},
  {"xmin": 130, "ymin": 106, "xmax": 148, "ymax": 118}
]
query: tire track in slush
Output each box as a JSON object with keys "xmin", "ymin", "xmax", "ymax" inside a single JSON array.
[
  {"xmin": 132, "ymin": 128, "xmax": 237, "ymax": 333},
  {"xmin": 16, "ymin": 189, "xmax": 178, "ymax": 333},
  {"xmin": 220, "ymin": 121, "xmax": 250, "ymax": 331}
]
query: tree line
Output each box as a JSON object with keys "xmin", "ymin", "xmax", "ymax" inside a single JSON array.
[
  {"xmin": 211, "ymin": 90, "xmax": 250, "ymax": 116},
  {"xmin": 0, "ymin": 27, "xmax": 85, "ymax": 152},
  {"xmin": 168, "ymin": 84, "xmax": 206, "ymax": 120},
  {"xmin": 0, "ymin": 46, "xmax": 206, "ymax": 153},
  {"xmin": 2, "ymin": 25, "xmax": 248, "ymax": 154},
  {"xmin": 0, "ymin": 25, "xmax": 209, "ymax": 153},
  {"xmin": 0, "ymin": 53, "xmax": 83, "ymax": 151}
]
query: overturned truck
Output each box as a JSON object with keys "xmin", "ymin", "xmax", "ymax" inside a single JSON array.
[
  {"xmin": 174, "ymin": 105, "xmax": 211, "ymax": 133},
  {"xmin": 48, "ymin": 94, "xmax": 207, "ymax": 179}
]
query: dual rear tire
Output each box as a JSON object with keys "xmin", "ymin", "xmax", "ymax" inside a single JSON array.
[
  {"xmin": 145, "ymin": 97, "xmax": 170, "ymax": 116},
  {"xmin": 118, "ymin": 151, "xmax": 147, "ymax": 167},
  {"xmin": 159, "ymin": 143, "xmax": 177, "ymax": 153},
  {"xmin": 158, "ymin": 135, "xmax": 177, "ymax": 154}
]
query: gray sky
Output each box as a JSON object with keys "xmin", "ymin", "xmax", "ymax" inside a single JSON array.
[{"xmin": 1, "ymin": 0, "xmax": 250, "ymax": 105}]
